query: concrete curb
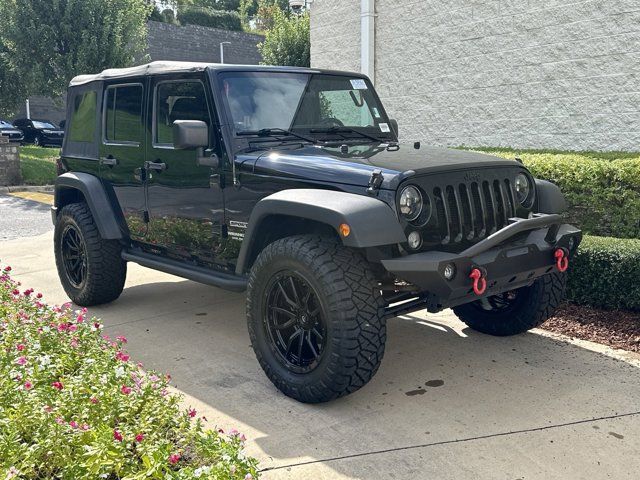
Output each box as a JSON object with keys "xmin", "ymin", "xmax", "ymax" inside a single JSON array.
[{"xmin": 0, "ymin": 185, "xmax": 54, "ymax": 194}]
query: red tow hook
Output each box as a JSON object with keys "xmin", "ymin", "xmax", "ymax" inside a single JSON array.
[
  {"xmin": 554, "ymin": 248, "xmax": 569, "ymax": 272},
  {"xmin": 469, "ymin": 267, "xmax": 487, "ymax": 296}
]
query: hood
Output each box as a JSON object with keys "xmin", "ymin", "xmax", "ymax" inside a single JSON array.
[{"xmin": 246, "ymin": 143, "xmax": 521, "ymax": 190}]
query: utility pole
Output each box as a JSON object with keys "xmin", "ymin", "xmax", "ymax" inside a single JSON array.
[{"xmin": 220, "ymin": 42, "xmax": 231, "ymax": 64}]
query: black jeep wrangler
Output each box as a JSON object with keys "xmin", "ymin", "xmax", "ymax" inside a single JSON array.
[{"xmin": 53, "ymin": 62, "xmax": 581, "ymax": 403}]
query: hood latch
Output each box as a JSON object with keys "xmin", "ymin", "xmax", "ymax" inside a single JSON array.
[{"xmin": 367, "ymin": 169, "xmax": 384, "ymax": 195}]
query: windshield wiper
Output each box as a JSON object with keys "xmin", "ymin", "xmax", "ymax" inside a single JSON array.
[
  {"xmin": 310, "ymin": 126, "xmax": 386, "ymax": 144},
  {"xmin": 237, "ymin": 128, "xmax": 317, "ymax": 144}
]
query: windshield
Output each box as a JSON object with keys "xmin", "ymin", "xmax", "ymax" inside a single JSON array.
[
  {"xmin": 33, "ymin": 121, "xmax": 57, "ymax": 129},
  {"xmin": 219, "ymin": 72, "xmax": 393, "ymax": 141},
  {"xmin": 0, "ymin": 120, "xmax": 15, "ymax": 128}
]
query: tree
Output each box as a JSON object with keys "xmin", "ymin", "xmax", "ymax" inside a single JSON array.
[
  {"xmin": 258, "ymin": 8, "xmax": 309, "ymax": 67},
  {"xmin": 240, "ymin": 0, "xmax": 289, "ymax": 30},
  {"xmin": 0, "ymin": 0, "xmax": 151, "ymax": 116}
]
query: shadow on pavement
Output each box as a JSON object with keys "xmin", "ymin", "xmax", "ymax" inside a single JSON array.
[{"xmin": 89, "ymin": 279, "xmax": 640, "ymax": 478}]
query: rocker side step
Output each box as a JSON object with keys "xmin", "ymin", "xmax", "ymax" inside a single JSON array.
[{"xmin": 121, "ymin": 250, "xmax": 247, "ymax": 292}]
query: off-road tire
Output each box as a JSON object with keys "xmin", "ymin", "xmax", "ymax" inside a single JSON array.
[
  {"xmin": 54, "ymin": 203, "xmax": 126, "ymax": 306},
  {"xmin": 247, "ymin": 235, "xmax": 386, "ymax": 403},
  {"xmin": 453, "ymin": 272, "xmax": 566, "ymax": 336},
  {"xmin": 33, "ymin": 135, "xmax": 42, "ymax": 147}
]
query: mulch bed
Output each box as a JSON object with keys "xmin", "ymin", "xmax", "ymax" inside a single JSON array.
[{"xmin": 542, "ymin": 303, "xmax": 640, "ymax": 353}]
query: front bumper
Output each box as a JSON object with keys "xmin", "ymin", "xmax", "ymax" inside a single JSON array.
[{"xmin": 381, "ymin": 214, "xmax": 582, "ymax": 311}]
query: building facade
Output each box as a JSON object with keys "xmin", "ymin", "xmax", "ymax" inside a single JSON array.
[{"xmin": 310, "ymin": 0, "xmax": 640, "ymax": 151}]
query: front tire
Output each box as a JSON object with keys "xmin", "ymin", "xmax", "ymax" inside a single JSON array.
[
  {"xmin": 33, "ymin": 134, "xmax": 42, "ymax": 147},
  {"xmin": 54, "ymin": 203, "xmax": 127, "ymax": 306},
  {"xmin": 453, "ymin": 272, "xmax": 566, "ymax": 336},
  {"xmin": 247, "ymin": 235, "xmax": 386, "ymax": 403}
]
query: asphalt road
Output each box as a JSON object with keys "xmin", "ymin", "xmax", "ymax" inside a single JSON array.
[
  {"xmin": 0, "ymin": 194, "xmax": 52, "ymax": 240},
  {"xmin": 1, "ymin": 229, "xmax": 640, "ymax": 479}
]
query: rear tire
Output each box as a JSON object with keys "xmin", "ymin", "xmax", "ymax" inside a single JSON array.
[
  {"xmin": 54, "ymin": 203, "xmax": 126, "ymax": 306},
  {"xmin": 453, "ymin": 272, "xmax": 566, "ymax": 336},
  {"xmin": 33, "ymin": 134, "xmax": 42, "ymax": 147},
  {"xmin": 247, "ymin": 235, "xmax": 386, "ymax": 403}
]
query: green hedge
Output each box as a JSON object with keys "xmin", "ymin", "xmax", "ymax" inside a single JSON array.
[
  {"xmin": 177, "ymin": 8, "xmax": 242, "ymax": 31},
  {"xmin": 567, "ymin": 235, "xmax": 640, "ymax": 311},
  {"xmin": 475, "ymin": 149, "xmax": 640, "ymax": 239}
]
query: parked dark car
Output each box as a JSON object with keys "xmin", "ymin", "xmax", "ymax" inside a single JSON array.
[
  {"xmin": 0, "ymin": 119, "xmax": 25, "ymax": 144},
  {"xmin": 52, "ymin": 62, "xmax": 581, "ymax": 403},
  {"xmin": 12, "ymin": 118, "xmax": 64, "ymax": 147}
]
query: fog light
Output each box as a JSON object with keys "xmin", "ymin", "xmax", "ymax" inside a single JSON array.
[
  {"xmin": 407, "ymin": 231, "xmax": 422, "ymax": 250},
  {"xmin": 443, "ymin": 263, "xmax": 456, "ymax": 281}
]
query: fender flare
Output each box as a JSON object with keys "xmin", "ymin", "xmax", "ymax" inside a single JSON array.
[
  {"xmin": 535, "ymin": 179, "xmax": 567, "ymax": 214},
  {"xmin": 53, "ymin": 172, "xmax": 123, "ymax": 240},
  {"xmin": 236, "ymin": 189, "xmax": 407, "ymax": 274}
]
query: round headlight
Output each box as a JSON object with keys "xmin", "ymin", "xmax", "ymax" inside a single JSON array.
[
  {"xmin": 399, "ymin": 185, "xmax": 423, "ymax": 221},
  {"xmin": 514, "ymin": 173, "xmax": 532, "ymax": 205}
]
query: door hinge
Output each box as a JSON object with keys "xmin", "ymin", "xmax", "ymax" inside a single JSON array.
[{"xmin": 367, "ymin": 169, "xmax": 384, "ymax": 195}]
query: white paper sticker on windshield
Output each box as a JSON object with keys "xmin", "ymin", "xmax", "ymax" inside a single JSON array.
[
  {"xmin": 379, "ymin": 123, "xmax": 390, "ymax": 133},
  {"xmin": 350, "ymin": 79, "xmax": 368, "ymax": 90},
  {"xmin": 372, "ymin": 107, "xmax": 381, "ymax": 118}
]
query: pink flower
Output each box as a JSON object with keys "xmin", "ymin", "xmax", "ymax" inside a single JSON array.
[
  {"xmin": 168, "ymin": 453, "xmax": 181, "ymax": 465},
  {"xmin": 188, "ymin": 408, "xmax": 196, "ymax": 418},
  {"xmin": 239, "ymin": 433, "xmax": 247, "ymax": 442},
  {"xmin": 120, "ymin": 385, "xmax": 132, "ymax": 395},
  {"xmin": 68, "ymin": 324, "xmax": 77, "ymax": 332},
  {"xmin": 115, "ymin": 351, "xmax": 130, "ymax": 362},
  {"xmin": 36, "ymin": 293, "xmax": 43, "ymax": 299},
  {"xmin": 55, "ymin": 416, "xmax": 65, "ymax": 425},
  {"xmin": 229, "ymin": 428, "xmax": 239, "ymax": 436},
  {"xmin": 90, "ymin": 397, "xmax": 99, "ymax": 404},
  {"xmin": 4, "ymin": 266, "xmax": 11, "ymax": 272},
  {"xmin": 76, "ymin": 314, "xmax": 84, "ymax": 323},
  {"xmin": 80, "ymin": 423, "xmax": 90, "ymax": 431},
  {"xmin": 51, "ymin": 381, "xmax": 63, "ymax": 391},
  {"xmin": 24, "ymin": 381, "xmax": 33, "ymax": 390},
  {"xmin": 44, "ymin": 405, "xmax": 53, "ymax": 413},
  {"xmin": 69, "ymin": 420, "xmax": 78, "ymax": 429},
  {"xmin": 11, "ymin": 289, "xmax": 19, "ymax": 296},
  {"xmin": 135, "ymin": 432, "xmax": 144, "ymax": 442},
  {"xmin": 245, "ymin": 474, "xmax": 253, "ymax": 480},
  {"xmin": 16, "ymin": 356, "xmax": 27, "ymax": 366},
  {"xmin": 116, "ymin": 335, "xmax": 128, "ymax": 343},
  {"xmin": 217, "ymin": 428, "xmax": 224, "ymax": 434},
  {"xmin": 113, "ymin": 429, "xmax": 123, "ymax": 442},
  {"xmin": 70, "ymin": 337, "xmax": 79, "ymax": 348},
  {"xmin": 16, "ymin": 344, "xmax": 25, "ymax": 351}
]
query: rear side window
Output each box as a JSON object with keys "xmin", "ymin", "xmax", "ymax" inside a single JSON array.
[
  {"xmin": 68, "ymin": 91, "xmax": 97, "ymax": 142},
  {"xmin": 154, "ymin": 81, "xmax": 211, "ymax": 146},
  {"xmin": 104, "ymin": 84, "xmax": 143, "ymax": 144}
]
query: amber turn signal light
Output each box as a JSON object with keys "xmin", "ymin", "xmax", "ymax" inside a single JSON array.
[{"xmin": 339, "ymin": 223, "xmax": 351, "ymax": 237}]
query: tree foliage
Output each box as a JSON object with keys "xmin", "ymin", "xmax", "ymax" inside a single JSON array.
[
  {"xmin": 0, "ymin": 0, "xmax": 151, "ymax": 117},
  {"xmin": 258, "ymin": 8, "xmax": 310, "ymax": 67}
]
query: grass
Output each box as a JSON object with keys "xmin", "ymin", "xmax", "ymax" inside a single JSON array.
[{"xmin": 19, "ymin": 146, "xmax": 58, "ymax": 185}]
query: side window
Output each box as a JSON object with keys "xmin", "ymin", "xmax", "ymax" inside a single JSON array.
[
  {"xmin": 104, "ymin": 84, "xmax": 143, "ymax": 144},
  {"xmin": 155, "ymin": 81, "xmax": 211, "ymax": 146},
  {"xmin": 68, "ymin": 91, "xmax": 97, "ymax": 142}
]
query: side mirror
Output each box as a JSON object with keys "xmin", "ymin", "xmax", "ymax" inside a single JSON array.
[
  {"xmin": 389, "ymin": 118, "xmax": 399, "ymax": 139},
  {"xmin": 172, "ymin": 120, "xmax": 208, "ymax": 149}
]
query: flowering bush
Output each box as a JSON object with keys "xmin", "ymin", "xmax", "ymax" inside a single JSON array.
[{"xmin": 0, "ymin": 264, "xmax": 259, "ymax": 479}]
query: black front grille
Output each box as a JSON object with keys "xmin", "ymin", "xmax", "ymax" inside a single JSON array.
[{"xmin": 432, "ymin": 178, "xmax": 517, "ymax": 245}]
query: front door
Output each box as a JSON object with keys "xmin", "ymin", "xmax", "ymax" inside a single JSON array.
[
  {"xmin": 144, "ymin": 76, "xmax": 225, "ymax": 267},
  {"xmin": 99, "ymin": 80, "xmax": 148, "ymax": 241}
]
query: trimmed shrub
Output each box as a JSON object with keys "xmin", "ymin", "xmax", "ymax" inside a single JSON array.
[
  {"xmin": 0, "ymin": 264, "xmax": 259, "ymax": 479},
  {"xmin": 567, "ymin": 236, "xmax": 640, "ymax": 311},
  {"xmin": 178, "ymin": 8, "xmax": 242, "ymax": 31},
  {"xmin": 472, "ymin": 149, "xmax": 640, "ymax": 239}
]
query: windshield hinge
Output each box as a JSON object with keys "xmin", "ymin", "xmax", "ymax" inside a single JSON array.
[{"xmin": 367, "ymin": 169, "xmax": 384, "ymax": 195}]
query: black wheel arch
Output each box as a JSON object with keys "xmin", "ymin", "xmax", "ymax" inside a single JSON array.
[
  {"xmin": 53, "ymin": 172, "xmax": 125, "ymax": 240},
  {"xmin": 534, "ymin": 179, "xmax": 567, "ymax": 214},
  {"xmin": 235, "ymin": 189, "xmax": 407, "ymax": 275}
]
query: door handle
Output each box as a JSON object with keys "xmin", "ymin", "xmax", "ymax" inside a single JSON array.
[
  {"xmin": 146, "ymin": 161, "xmax": 167, "ymax": 172},
  {"xmin": 99, "ymin": 156, "xmax": 118, "ymax": 167}
]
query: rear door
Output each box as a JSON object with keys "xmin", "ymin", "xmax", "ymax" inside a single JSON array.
[
  {"xmin": 98, "ymin": 81, "xmax": 148, "ymax": 241},
  {"xmin": 144, "ymin": 75, "xmax": 227, "ymax": 268}
]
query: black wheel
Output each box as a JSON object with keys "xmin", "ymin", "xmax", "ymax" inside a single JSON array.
[
  {"xmin": 453, "ymin": 272, "xmax": 566, "ymax": 336},
  {"xmin": 54, "ymin": 203, "xmax": 127, "ymax": 306},
  {"xmin": 247, "ymin": 235, "xmax": 386, "ymax": 403},
  {"xmin": 33, "ymin": 134, "xmax": 42, "ymax": 147}
]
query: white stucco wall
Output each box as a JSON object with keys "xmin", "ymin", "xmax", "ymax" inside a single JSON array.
[{"xmin": 310, "ymin": 0, "xmax": 640, "ymax": 151}]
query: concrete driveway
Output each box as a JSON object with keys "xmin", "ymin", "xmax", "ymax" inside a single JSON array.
[{"xmin": 1, "ymin": 228, "xmax": 639, "ymax": 479}]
